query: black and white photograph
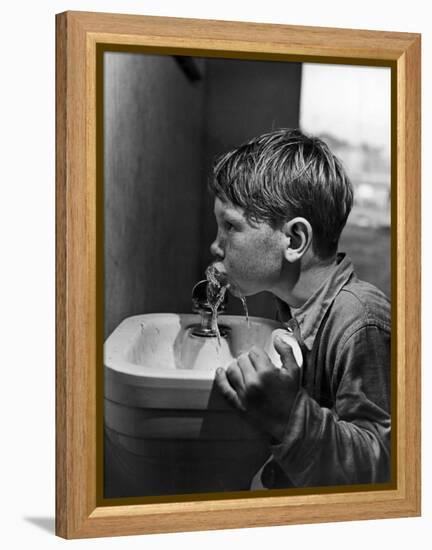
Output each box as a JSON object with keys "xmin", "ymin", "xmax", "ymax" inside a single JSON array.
[
  {"xmin": 2, "ymin": 0, "xmax": 428, "ymax": 544},
  {"xmin": 102, "ymin": 51, "xmax": 392, "ymax": 499}
]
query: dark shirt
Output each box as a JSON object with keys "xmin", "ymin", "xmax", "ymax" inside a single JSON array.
[{"xmin": 256, "ymin": 253, "xmax": 391, "ymax": 489}]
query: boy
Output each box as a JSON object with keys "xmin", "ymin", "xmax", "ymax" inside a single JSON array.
[{"xmin": 210, "ymin": 129, "xmax": 391, "ymax": 488}]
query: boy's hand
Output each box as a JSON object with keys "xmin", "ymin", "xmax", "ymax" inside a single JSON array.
[{"xmin": 215, "ymin": 337, "xmax": 301, "ymax": 442}]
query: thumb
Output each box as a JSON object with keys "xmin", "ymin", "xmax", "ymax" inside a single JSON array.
[{"xmin": 274, "ymin": 335, "xmax": 302, "ymax": 370}]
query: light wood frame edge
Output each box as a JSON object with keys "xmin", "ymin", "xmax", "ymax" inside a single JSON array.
[{"xmin": 55, "ymin": 11, "xmax": 421, "ymax": 539}]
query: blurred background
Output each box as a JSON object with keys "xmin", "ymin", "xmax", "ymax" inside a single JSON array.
[
  {"xmin": 104, "ymin": 53, "xmax": 391, "ymax": 338},
  {"xmin": 301, "ymin": 63, "xmax": 391, "ymax": 298}
]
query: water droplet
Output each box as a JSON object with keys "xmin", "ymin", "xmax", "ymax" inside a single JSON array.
[{"xmin": 240, "ymin": 296, "xmax": 250, "ymax": 328}]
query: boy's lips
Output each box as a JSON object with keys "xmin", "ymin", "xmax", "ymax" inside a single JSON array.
[
  {"xmin": 212, "ymin": 263, "xmax": 241, "ymax": 295},
  {"xmin": 211, "ymin": 262, "xmax": 228, "ymax": 282}
]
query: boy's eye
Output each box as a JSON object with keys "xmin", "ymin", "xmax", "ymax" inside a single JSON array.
[{"xmin": 225, "ymin": 222, "xmax": 235, "ymax": 231}]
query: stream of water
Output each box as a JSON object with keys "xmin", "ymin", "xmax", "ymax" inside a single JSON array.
[
  {"xmin": 205, "ymin": 264, "xmax": 250, "ymax": 346},
  {"xmin": 240, "ymin": 296, "xmax": 250, "ymax": 328}
]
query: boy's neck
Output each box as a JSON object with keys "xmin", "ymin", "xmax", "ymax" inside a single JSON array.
[{"xmin": 275, "ymin": 254, "xmax": 338, "ymax": 308}]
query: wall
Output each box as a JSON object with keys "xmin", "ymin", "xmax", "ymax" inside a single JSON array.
[
  {"xmin": 104, "ymin": 53, "xmax": 301, "ymax": 336},
  {"xmin": 2, "ymin": 1, "xmax": 431, "ymax": 550},
  {"xmin": 104, "ymin": 53, "xmax": 205, "ymax": 338}
]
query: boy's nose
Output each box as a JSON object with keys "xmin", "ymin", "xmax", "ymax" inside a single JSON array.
[{"xmin": 210, "ymin": 236, "xmax": 224, "ymax": 259}]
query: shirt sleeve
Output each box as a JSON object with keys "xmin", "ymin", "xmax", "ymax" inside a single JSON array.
[{"xmin": 270, "ymin": 324, "xmax": 391, "ymax": 487}]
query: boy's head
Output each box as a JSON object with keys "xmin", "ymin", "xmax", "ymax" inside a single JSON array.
[
  {"xmin": 208, "ymin": 129, "xmax": 354, "ymax": 299},
  {"xmin": 209, "ymin": 128, "xmax": 353, "ymax": 260}
]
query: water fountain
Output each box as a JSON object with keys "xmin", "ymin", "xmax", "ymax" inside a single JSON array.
[{"xmin": 103, "ymin": 264, "xmax": 300, "ymax": 497}]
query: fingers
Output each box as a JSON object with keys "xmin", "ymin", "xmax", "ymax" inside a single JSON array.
[
  {"xmin": 215, "ymin": 367, "xmax": 245, "ymax": 411},
  {"xmin": 273, "ymin": 336, "xmax": 301, "ymax": 370},
  {"xmin": 215, "ymin": 347, "xmax": 281, "ymax": 411},
  {"xmin": 273, "ymin": 337, "xmax": 301, "ymax": 393},
  {"xmin": 237, "ymin": 352, "xmax": 259, "ymax": 386},
  {"xmin": 225, "ymin": 359, "xmax": 246, "ymax": 395},
  {"xmin": 215, "ymin": 350, "xmax": 264, "ymax": 411},
  {"xmin": 247, "ymin": 346, "xmax": 274, "ymax": 373}
]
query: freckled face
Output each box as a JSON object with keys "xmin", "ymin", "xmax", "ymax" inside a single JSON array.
[{"xmin": 210, "ymin": 198, "xmax": 285, "ymax": 296}]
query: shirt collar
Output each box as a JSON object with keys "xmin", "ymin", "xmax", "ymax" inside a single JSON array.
[{"xmin": 275, "ymin": 253, "xmax": 354, "ymax": 351}]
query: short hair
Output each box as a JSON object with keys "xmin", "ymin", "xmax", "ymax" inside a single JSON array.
[{"xmin": 209, "ymin": 128, "xmax": 353, "ymax": 259}]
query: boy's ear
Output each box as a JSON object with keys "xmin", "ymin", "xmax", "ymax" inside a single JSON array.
[{"xmin": 282, "ymin": 217, "xmax": 313, "ymax": 262}]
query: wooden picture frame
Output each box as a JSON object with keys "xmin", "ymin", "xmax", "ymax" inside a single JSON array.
[{"xmin": 55, "ymin": 10, "xmax": 421, "ymax": 539}]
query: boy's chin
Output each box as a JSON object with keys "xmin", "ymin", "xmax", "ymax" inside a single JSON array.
[
  {"xmin": 228, "ymin": 286, "xmax": 242, "ymax": 298},
  {"xmin": 228, "ymin": 285, "xmax": 255, "ymax": 298}
]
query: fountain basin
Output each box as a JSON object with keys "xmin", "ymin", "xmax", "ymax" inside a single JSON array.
[{"xmin": 104, "ymin": 313, "xmax": 283, "ymax": 497}]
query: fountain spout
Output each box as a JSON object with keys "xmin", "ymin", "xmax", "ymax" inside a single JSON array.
[{"xmin": 191, "ymin": 279, "xmax": 228, "ymax": 338}]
